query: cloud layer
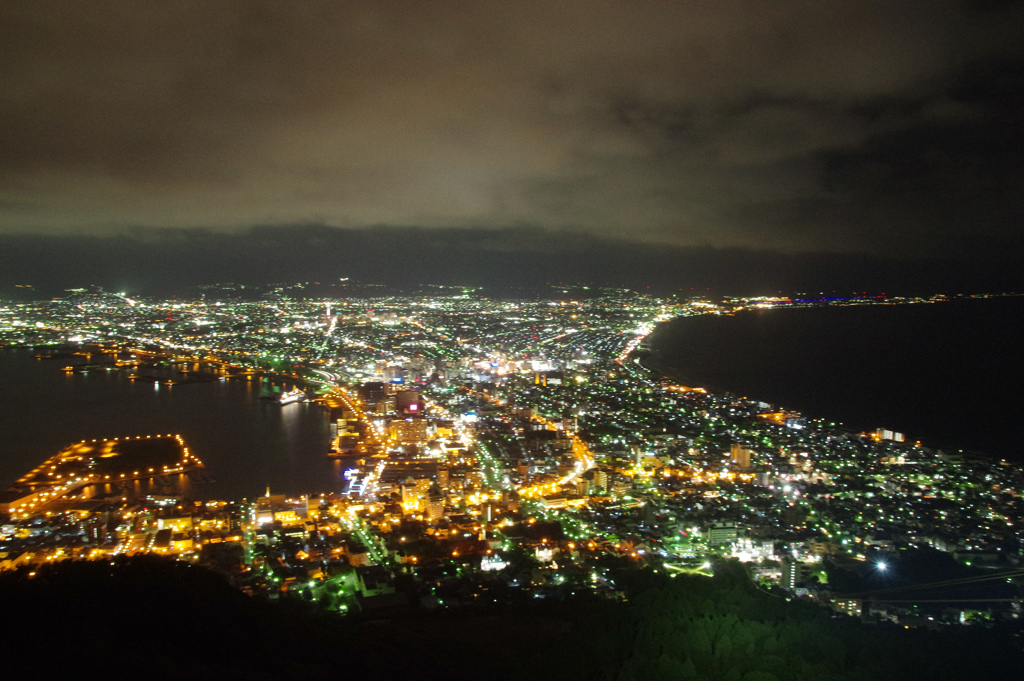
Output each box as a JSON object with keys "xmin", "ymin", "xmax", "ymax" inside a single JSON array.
[{"xmin": 2, "ymin": 1, "xmax": 1022, "ymax": 260}]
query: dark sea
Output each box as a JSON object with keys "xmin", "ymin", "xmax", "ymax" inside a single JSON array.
[
  {"xmin": 0, "ymin": 350, "xmax": 340, "ymax": 500},
  {"xmin": 647, "ymin": 297, "xmax": 1024, "ymax": 462}
]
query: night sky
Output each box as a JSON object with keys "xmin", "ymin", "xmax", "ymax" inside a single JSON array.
[{"xmin": 2, "ymin": 2, "xmax": 1022, "ymax": 295}]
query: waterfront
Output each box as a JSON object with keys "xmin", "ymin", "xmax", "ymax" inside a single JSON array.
[
  {"xmin": 0, "ymin": 349, "xmax": 337, "ymax": 500},
  {"xmin": 2, "ymin": 289, "xmax": 1023, "ymax": 647},
  {"xmin": 3, "ymin": 295, "xmax": 1020, "ymax": 503},
  {"xmin": 647, "ymin": 296, "xmax": 1024, "ymax": 461}
]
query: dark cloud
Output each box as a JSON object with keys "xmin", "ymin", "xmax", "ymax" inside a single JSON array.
[
  {"xmin": 1, "ymin": 225, "xmax": 1021, "ymax": 299},
  {"xmin": 1, "ymin": 1, "xmax": 1023, "ymax": 277}
]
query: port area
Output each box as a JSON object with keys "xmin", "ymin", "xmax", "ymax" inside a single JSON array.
[
  {"xmin": 46, "ymin": 348, "xmax": 317, "ymax": 394},
  {"xmin": 0, "ymin": 435, "xmax": 204, "ymax": 517}
]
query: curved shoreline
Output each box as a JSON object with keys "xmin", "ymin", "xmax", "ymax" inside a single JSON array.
[
  {"xmin": 636, "ymin": 301, "xmax": 1020, "ymax": 460},
  {"xmin": 637, "ymin": 320, "xmax": 723, "ymax": 392}
]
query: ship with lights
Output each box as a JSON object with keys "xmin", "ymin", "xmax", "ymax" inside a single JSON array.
[{"xmin": 279, "ymin": 388, "xmax": 305, "ymax": 404}]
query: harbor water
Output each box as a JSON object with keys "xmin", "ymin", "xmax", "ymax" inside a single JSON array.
[{"xmin": 0, "ymin": 350, "xmax": 340, "ymax": 500}]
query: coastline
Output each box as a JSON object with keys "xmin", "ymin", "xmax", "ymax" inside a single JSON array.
[
  {"xmin": 0, "ymin": 348, "xmax": 336, "ymax": 499},
  {"xmin": 636, "ymin": 320, "xmax": 721, "ymax": 393},
  {"xmin": 638, "ymin": 299, "xmax": 1022, "ymax": 461}
]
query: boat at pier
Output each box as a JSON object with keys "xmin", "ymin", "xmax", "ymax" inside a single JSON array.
[{"xmin": 279, "ymin": 388, "xmax": 305, "ymax": 404}]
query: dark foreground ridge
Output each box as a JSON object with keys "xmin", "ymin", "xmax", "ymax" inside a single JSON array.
[{"xmin": 2, "ymin": 556, "xmax": 1020, "ymax": 681}]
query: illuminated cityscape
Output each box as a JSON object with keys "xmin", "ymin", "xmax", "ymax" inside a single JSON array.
[
  {"xmin": 4, "ymin": 2, "xmax": 1024, "ymax": 677},
  {"xmin": 2, "ymin": 286, "xmax": 1020, "ymax": 636}
]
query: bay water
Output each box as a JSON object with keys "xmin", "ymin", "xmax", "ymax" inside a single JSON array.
[
  {"xmin": 647, "ymin": 297, "xmax": 1023, "ymax": 461},
  {"xmin": 0, "ymin": 349, "xmax": 340, "ymax": 500}
]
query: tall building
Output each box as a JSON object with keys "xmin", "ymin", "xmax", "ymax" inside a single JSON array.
[
  {"xmin": 730, "ymin": 444, "xmax": 753, "ymax": 468},
  {"xmin": 357, "ymin": 381, "xmax": 387, "ymax": 406},
  {"xmin": 400, "ymin": 478, "xmax": 432, "ymax": 512},
  {"xmin": 781, "ymin": 557, "xmax": 802, "ymax": 592},
  {"xmin": 427, "ymin": 491, "xmax": 445, "ymax": 522},
  {"xmin": 395, "ymin": 390, "xmax": 425, "ymax": 417},
  {"xmin": 390, "ymin": 418, "xmax": 428, "ymax": 444}
]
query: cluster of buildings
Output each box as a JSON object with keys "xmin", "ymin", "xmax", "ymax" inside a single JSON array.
[{"xmin": 1, "ymin": 284, "xmax": 1021, "ymax": 623}]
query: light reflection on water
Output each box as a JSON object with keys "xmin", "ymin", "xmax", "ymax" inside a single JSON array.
[
  {"xmin": 80, "ymin": 474, "xmax": 193, "ymax": 502},
  {"xmin": 1, "ymin": 349, "xmax": 342, "ymax": 501}
]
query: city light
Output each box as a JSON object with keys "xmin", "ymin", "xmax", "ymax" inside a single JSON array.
[{"xmin": 0, "ymin": 284, "xmax": 1016, "ymax": 632}]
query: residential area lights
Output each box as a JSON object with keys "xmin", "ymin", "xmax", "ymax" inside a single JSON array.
[{"xmin": 0, "ymin": 285, "xmax": 1021, "ymax": 625}]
